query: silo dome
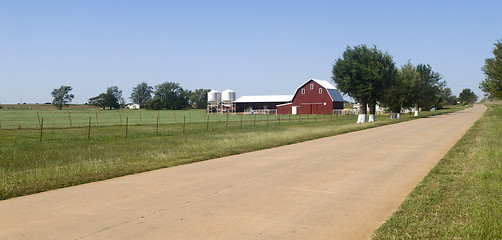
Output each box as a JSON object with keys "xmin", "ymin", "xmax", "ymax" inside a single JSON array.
[
  {"xmin": 222, "ymin": 89, "xmax": 236, "ymax": 103},
  {"xmin": 207, "ymin": 90, "xmax": 221, "ymax": 104}
]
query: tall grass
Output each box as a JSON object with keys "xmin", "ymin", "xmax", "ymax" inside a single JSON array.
[
  {"xmin": 372, "ymin": 104, "xmax": 502, "ymax": 239},
  {"xmin": 0, "ymin": 106, "xmax": 464, "ymax": 200}
]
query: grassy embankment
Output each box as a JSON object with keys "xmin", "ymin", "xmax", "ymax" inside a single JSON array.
[
  {"xmin": 373, "ymin": 104, "xmax": 502, "ymax": 239},
  {"xmin": 0, "ymin": 105, "xmax": 465, "ymax": 200}
]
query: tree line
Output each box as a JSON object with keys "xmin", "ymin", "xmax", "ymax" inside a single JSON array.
[
  {"xmin": 332, "ymin": 44, "xmax": 478, "ymax": 123},
  {"xmin": 50, "ymin": 82, "xmax": 210, "ymax": 110}
]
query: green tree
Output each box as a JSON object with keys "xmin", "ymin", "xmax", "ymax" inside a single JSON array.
[
  {"xmin": 332, "ymin": 44, "xmax": 397, "ymax": 123},
  {"xmin": 480, "ymin": 40, "xmax": 502, "ymax": 99},
  {"xmin": 404, "ymin": 64, "xmax": 442, "ymax": 116},
  {"xmin": 146, "ymin": 82, "xmax": 190, "ymax": 110},
  {"xmin": 51, "ymin": 85, "xmax": 74, "ymax": 110},
  {"xmin": 89, "ymin": 86, "xmax": 123, "ymax": 110},
  {"xmin": 190, "ymin": 89, "xmax": 210, "ymax": 109},
  {"xmin": 438, "ymin": 87, "xmax": 457, "ymax": 106},
  {"xmin": 380, "ymin": 62, "xmax": 412, "ymax": 119},
  {"xmin": 130, "ymin": 82, "xmax": 153, "ymax": 108},
  {"xmin": 458, "ymin": 88, "xmax": 478, "ymax": 104}
]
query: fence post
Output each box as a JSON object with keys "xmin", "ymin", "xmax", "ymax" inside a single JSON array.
[
  {"xmin": 119, "ymin": 112, "xmax": 123, "ymax": 126},
  {"xmin": 183, "ymin": 116, "xmax": 186, "ymax": 133},
  {"xmin": 68, "ymin": 111, "xmax": 72, "ymax": 128},
  {"xmin": 40, "ymin": 118, "xmax": 43, "ymax": 142},
  {"xmin": 206, "ymin": 114, "xmax": 209, "ymax": 131},
  {"xmin": 156, "ymin": 115, "xmax": 159, "ymax": 135},
  {"xmin": 267, "ymin": 114, "xmax": 269, "ymax": 127},
  {"xmin": 240, "ymin": 115, "xmax": 243, "ymax": 128},
  {"xmin": 254, "ymin": 115, "xmax": 256, "ymax": 127},
  {"xmin": 96, "ymin": 111, "xmax": 99, "ymax": 125},
  {"xmin": 226, "ymin": 114, "xmax": 229, "ymax": 130},
  {"xmin": 125, "ymin": 117, "xmax": 128, "ymax": 138},
  {"xmin": 188, "ymin": 111, "xmax": 192, "ymax": 122},
  {"xmin": 278, "ymin": 115, "xmax": 280, "ymax": 125},
  {"xmin": 174, "ymin": 111, "xmax": 177, "ymax": 123},
  {"xmin": 139, "ymin": 112, "xmax": 142, "ymax": 125},
  {"xmin": 88, "ymin": 117, "xmax": 91, "ymax": 140},
  {"xmin": 37, "ymin": 111, "xmax": 41, "ymax": 126}
]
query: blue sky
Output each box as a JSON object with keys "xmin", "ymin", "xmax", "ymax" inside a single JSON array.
[{"xmin": 0, "ymin": 0, "xmax": 500, "ymax": 104}]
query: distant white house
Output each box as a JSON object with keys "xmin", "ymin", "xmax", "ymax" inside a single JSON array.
[{"xmin": 125, "ymin": 103, "xmax": 140, "ymax": 109}]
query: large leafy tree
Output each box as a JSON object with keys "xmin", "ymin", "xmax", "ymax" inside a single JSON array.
[
  {"xmin": 332, "ymin": 44, "xmax": 397, "ymax": 123},
  {"xmin": 458, "ymin": 88, "xmax": 478, "ymax": 104},
  {"xmin": 405, "ymin": 64, "xmax": 442, "ymax": 116},
  {"xmin": 146, "ymin": 82, "xmax": 190, "ymax": 110},
  {"xmin": 480, "ymin": 40, "xmax": 502, "ymax": 99},
  {"xmin": 89, "ymin": 86, "xmax": 123, "ymax": 110},
  {"xmin": 190, "ymin": 89, "xmax": 210, "ymax": 109},
  {"xmin": 130, "ymin": 82, "xmax": 153, "ymax": 108},
  {"xmin": 51, "ymin": 85, "xmax": 74, "ymax": 110},
  {"xmin": 380, "ymin": 61, "xmax": 414, "ymax": 119}
]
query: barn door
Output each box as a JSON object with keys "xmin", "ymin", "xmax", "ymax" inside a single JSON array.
[{"xmin": 292, "ymin": 106, "xmax": 297, "ymax": 115}]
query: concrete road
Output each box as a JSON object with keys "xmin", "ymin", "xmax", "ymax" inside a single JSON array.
[{"xmin": 0, "ymin": 105, "xmax": 485, "ymax": 240}]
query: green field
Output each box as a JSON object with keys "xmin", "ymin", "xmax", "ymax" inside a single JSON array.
[
  {"xmin": 373, "ymin": 104, "xmax": 502, "ymax": 239},
  {"xmin": 0, "ymin": 105, "xmax": 464, "ymax": 200}
]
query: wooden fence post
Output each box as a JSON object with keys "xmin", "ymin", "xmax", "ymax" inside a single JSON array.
[
  {"xmin": 173, "ymin": 111, "xmax": 177, "ymax": 123},
  {"xmin": 68, "ymin": 111, "xmax": 72, "ymax": 128},
  {"xmin": 139, "ymin": 112, "xmax": 142, "ymax": 125},
  {"xmin": 88, "ymin": 117, "xmax": 91, "ymax": 140},
  {"xmin": 240, "ymin": 115, "xmax": 243, "ymax": 128},
  {"xmin": 96, "ymin": 111, "xmax": 99, "ymax": 125},
  {"xmin": 226, "ymin": 114, "xmax": 229, "ymax": 130},
  {"xmin": 37, "ymin": 111, "xmax": 41, "ymax": 126},
  {"xmin": 119, "ymin": 112, "xmax": 123, "ymax": 126},
  {"xmin": 183, "ymin": 116, "xmax": 186, "ymax": 133},
  {"xmin": 206, "ymin": 114, "xmax": 210, "ymax": 131},
  {"xmin": 188, "ymin": 111, "xmax": 192, "ymax": 122},
  {"xmin": 156, "ymin": 115, "xmax": 159, "ymax": 135},
  {"xmin": 125, "ymin": 117, "xmax": 129, "ymax": 138},
  {"xmin": 40, "ymin": 118, "xmax": 43, "ymax": 142}
]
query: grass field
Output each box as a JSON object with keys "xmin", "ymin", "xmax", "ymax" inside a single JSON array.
[
  {"xmin": 0, "ymin": 105, "xmax": 465, "ymax": 200},
  {"xmin": 372, "ymin": 104, "xmax": 502, "ymax": 239}
]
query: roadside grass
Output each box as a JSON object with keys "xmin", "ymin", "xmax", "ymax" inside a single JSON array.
[
  {"xmin": 372, "ymin": 104, "xmax": 502, "ymax": 239},
  {"xmin": 0, "ymin": 106, "xmax": 464, "ymax": 200}
]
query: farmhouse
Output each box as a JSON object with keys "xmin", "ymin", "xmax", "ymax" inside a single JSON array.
[
  {"xmin": 277, "ymin": 79, "xmax": 344, "ymax": 115},
  {"xmin": 234, "ymin": 95, "xmax": 293, "ymax": 114}
]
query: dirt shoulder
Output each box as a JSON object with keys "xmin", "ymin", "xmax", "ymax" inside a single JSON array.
[{"xmin": 0, "ymin": 105, "xmax": 486, "ymax": 240}]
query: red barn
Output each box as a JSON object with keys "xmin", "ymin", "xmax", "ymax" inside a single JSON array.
[{"xmin": 277, "ymin": 79, "xmax": 344, "ymax": 115}]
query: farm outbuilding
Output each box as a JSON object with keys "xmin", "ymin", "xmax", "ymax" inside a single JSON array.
[
  {"xmin": 234, "ymin": 95, "xmax": 293, "ymax": 114},
  {"xmin": 277, "ymin": 79, "xmax": 344, "ymax": 115},
  {"xmin": 125, "ymin": 103, "xmax": 141, "ymax": 109}
]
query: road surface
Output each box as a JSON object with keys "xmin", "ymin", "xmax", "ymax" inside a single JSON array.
[{"xmin": 0, "ymin": 105, "xmax": 486, "ymax": 239}]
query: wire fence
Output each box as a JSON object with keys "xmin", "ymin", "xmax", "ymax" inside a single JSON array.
[{"xmin": 0, "ymin": 109, "xmax": 359, "ymax": 141}]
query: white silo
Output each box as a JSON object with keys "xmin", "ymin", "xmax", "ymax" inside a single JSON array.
[
  {"xmin": 222, "ymin": 89, "xmax": 236, "ymax": 103},
  {"xmin": 207, "ymin": 90, "xmax": 221, "ymax": 105}
]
